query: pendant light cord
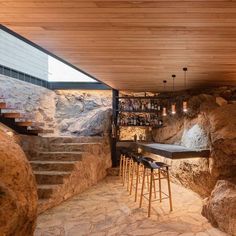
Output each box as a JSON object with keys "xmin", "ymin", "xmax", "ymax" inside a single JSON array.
[
  {"xmin": 183, "ymin": 67, "xmax": 188, "ymax": 90},
  {"xmin": 172, "ymin": 74, "xmax": 176, "ymax": 92}
]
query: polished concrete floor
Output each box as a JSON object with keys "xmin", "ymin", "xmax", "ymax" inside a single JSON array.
[{"xmin": 35, "ymin": 176, "xmax": 228, "ymax": 236}]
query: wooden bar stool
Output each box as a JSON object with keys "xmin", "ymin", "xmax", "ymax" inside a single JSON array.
[
  {"xmin": 129, "ymin": 153, "xmax": 142, "ymax": 197},
  {"xmin": 139, "ymin": 158, "xmax": 173, "ymax": 217},
  {"xmin": 129, "ymin": 156, "xmax": 155, "ymax": 202},
  {"xmin": 119, "ymin": 148, "xmax": 130, "ymax": 185}
]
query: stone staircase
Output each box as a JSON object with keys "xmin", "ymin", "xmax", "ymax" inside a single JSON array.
[{"xmin": 21, "ymin": 136, "xmax": 111, "ymax": 213}]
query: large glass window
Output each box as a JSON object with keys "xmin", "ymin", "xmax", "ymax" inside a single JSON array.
[{"xmin": 0, "ymin": 28, "xmax": 97, "ymax": 83}]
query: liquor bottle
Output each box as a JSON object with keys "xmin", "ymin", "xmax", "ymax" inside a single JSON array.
[
  {"xmin": 141, "ymin": 101, "xmax": 145, "ymax": 111},
  {"xmin": 133, "ymin": 116, "xmax": 137, "ymax": 125},
  {"xmin": 154, "ymin": 102, "xmax": 157, "ymax": 110},
  {"xmin": 147, "ymin": 100, "xmax": 151, "ymax": 110},
  {"xmin": 151, "ymin": 100, "xmax": 154, "ymax": 110}
]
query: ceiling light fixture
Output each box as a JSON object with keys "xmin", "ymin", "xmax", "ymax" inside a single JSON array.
[
  {"xmin": 171, "ymin": 74, "xmax": 176, "ymax": 115},
  {"xmin": 183, "ymin": 67, "xmax": 188, "ymax": 112},
  {"xmin": 162, "ymin": 80, "xmax": 167, "ymax": 116}
]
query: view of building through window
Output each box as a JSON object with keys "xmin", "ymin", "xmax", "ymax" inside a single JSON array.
[{"xmin": 0, "ymin": 29, "xmax": 97, "ymax": 83}]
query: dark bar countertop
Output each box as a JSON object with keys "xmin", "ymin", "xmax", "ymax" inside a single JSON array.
[{"xmin": 117, "ymin": 141, "xmax": 210, "ymax": 159}]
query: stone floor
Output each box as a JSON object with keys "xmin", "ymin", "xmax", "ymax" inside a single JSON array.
[{"xmin": 35, "ymin": 176, "xmax": 228, "ymax": 236}]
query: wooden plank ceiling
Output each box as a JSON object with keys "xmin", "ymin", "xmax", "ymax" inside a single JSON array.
[{"xmin": 1, "ymin": 0, "xmax": 236, "ymax": 91}]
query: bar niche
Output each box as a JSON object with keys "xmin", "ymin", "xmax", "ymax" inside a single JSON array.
[{"xmin": 116, "ymin": 87, "xmax": 236, "ymax": 235}]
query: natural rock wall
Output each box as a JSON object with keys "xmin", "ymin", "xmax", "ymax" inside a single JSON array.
[
  {"xmin": 0, "ymin": 75, "xmax": 112, "ymax": 137},
  {"xmin": 0, "ymin": 75, "xmax": 56, "ymax": 131},
  {"xmin": 150, "ymin": 87, "xmax": 236, "ymax": 235},
  {"xmin": 55, "ymin": 90, "xmax": 112, "ymax": 136},
  {"xmin": 151, "ymin": 88, "xmax": 236, "ymax": 197},
  {"xmin": 202, "ymin": 178, "xmax": 236, "ymax": 235},
  {"xmin": 0, "ymin": 127, "xmax": 38, "ymax": 236}
]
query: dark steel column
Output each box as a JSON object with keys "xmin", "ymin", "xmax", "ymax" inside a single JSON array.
[{"xmin": 111, "ymin": 89, "xmax": 119, "ymax": 167}]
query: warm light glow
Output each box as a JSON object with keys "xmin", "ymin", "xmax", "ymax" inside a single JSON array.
[
  {"xmin": 183, "ymin": 101, "xmax": 188, "ymax": 112},
  {"xmin": 6, "ymin": 131, "xmax": 14, "ymax": 137},
  {"xmin": 162, "ymin": 107, "xmax": 167, "ymax": 116},
  {"xmin": 171, "ymin": 104, "xmax": 176, "ymax": 114}
]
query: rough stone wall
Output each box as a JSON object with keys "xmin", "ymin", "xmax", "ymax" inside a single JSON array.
[
  {"xmin": 149, "ymin": 87, "xmax": 236, "ymax": 235},
  {"xmin": 0, "ymin": 75, "xmax": 56, "ymax": 131},
  {"xmin": 0, "ymin": 75, "xmax": 112, "ymax": 137},
  {"xmin": 202, "ymin": 178, "xmax": 236, "ymax": 235},
  {"xmin": 0, "ymin": 125, "xmax": 38, "ymax": 236},
  {"xmin": 55, "ymin": 90, "xmax": 112, "ymax": 136}
]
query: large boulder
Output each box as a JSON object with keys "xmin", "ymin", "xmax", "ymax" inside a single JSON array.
[
  {"xmin": 0, "ymin": 129, "xmax": 37, "ymax": 236},
  {"xmin": 67, "ymin": 108, "xmax": 112, "ymax": 136},
  {"xmin": 202, "ymin": 178, "xmax": 236, "ymax": 235},
  {"xmin": 208, "ymin": 104, "xmax": 236, "ymax": 180},
  {"xmin": 55, "ymin": 90, "xmax": 112, "ymax": 136}
]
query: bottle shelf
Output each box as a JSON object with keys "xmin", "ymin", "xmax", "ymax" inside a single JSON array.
[
  {"xmin": 119, "ymin": 125, "xmax": 163, "ymax": 128},
  {"xmin": 117, "ymin": 95, "xmax": 170, "ymax": 99},
  {"xmin": 117, "ymin": 109, "xmax": 161, "ymax": 113}
]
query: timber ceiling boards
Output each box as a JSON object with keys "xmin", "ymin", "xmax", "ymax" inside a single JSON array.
[{"xmin": 1, "ymin": 0, "xmax": 236, "ymax": 91}]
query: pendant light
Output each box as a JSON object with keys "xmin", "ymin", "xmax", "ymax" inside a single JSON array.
[
  {"xmin": 183, "ymin": 67, "xmax": 188, "ymax": 112},
  {"xmin": 171, "ymin": 74, "xmax": 176, "ymax": 115},
  {"xmin": 162, "ymin": 80, "xmax": 167, "ymax": 116}
]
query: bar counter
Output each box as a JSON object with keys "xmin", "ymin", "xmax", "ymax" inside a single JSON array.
[{"xmin": 117, "ymin": 141, "xmax": 210, "ymax": 159}]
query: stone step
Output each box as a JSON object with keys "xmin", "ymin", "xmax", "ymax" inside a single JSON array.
[
  {"xmin": 48, "ymin": 142, "xmax": 102, "ymax": 152},
  {"xmin": 30, "ymin": 151, "xmax": 84, "ymax": 161},
  {"xmin": 47, "ymin": 136, "xmax": 104, "ymax": 144},
  {"xmin": 34, "ymin": 171, "xmax": 71, "ymax": 185},
  {"xmin": 37, "ymin": 184, "xmax": 59, "ymax": 199},
  {"xmin": 30, "ymin": 160, "xmax": 77, "ymax": 171}
]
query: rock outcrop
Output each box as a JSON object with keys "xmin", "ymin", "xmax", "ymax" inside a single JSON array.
[
  {"xmin": 0, "ymin": 75, "xmax": 56, "ymax": 131},
  {"xmin": 151, "ymin": 93, "xmax": 236, "ymax": 196},
  {"xmin": 0, "ymin": 75, "xmax": 113, "ymax": 137},
  {"xmin": 150, "ymin": 90, "xmax": 236, "ymax": 235},
  {"xmin": 202, "ymin": 178, "xmax": 236, "ymax": 235},
  {"xmin": 55, "ymin": 90, "xmax": 112, "ymax": 136},
  {"xmin": 0, "ymin": 129, "xmax": 38, "ymax": 236},
  {"xmin": 208, "ymin": 104, "xmax": 236, "ymax": 181}
]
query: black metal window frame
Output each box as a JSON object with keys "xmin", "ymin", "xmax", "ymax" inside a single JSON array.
[{"xmin": 0, "ymin": 64, "xmax": 110, "ymax": 90}]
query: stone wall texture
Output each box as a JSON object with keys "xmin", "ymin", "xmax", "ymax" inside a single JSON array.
[
  {"xmin": 0, "ymin": 75, "xmax": 56, "ymax": 131},
  {"xmin": 202, "ymin": 178, "xmax": 236, "ymax": 235},
  {"xmin": 150, "ymin": 87, "xmax": 236, "ymax": 235},
  {"xmin": 0, "ymin": 75, "xmax": 112, "ymax": 137},
  {"xmin": 20, "ymin": 135, "xmax": 112, "ymax": 214},
  {"xmin": 151, "ymin": 88, "xmax": 236, "ymax": 197},
  {"xmin": 0, "ymin": 127, "xmax": 38, "ymax": 236},
  {"xmin": 55, "ymin": 90, "xmax": 112, "ymax": 136}
]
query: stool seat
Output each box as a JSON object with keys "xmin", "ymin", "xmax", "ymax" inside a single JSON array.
[
  {"xmin": 120, "ymin": 148, "xmax": 130, "ymax": 155},
  {"xmin": 155, "ymin": 162, "xmax": 169, "ymax": 168}
]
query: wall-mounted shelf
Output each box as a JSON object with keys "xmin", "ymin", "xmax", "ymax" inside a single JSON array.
[
  {"xmin": 117, "ymin": 109, "xmax": 161, "ymax": 113},
  {"xmin": 117, "ymin": 95, "xmax": 171, "ymax": 99},
  {"xmin": 119, "ymin": 125, "xmax": 164, "ymax": 128}
]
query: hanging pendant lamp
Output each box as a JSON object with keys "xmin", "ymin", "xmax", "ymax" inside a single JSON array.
[
  {"xmin": 162, "ymin": 80, "xmax": 167, "ymax": 116},
  {"xmin": 171, "ymin": 75, "xmax": 176, "ymax": 115},
  {"xmin": 183, "ymin": 67, "xmax": 188, "ymax": 112}
]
